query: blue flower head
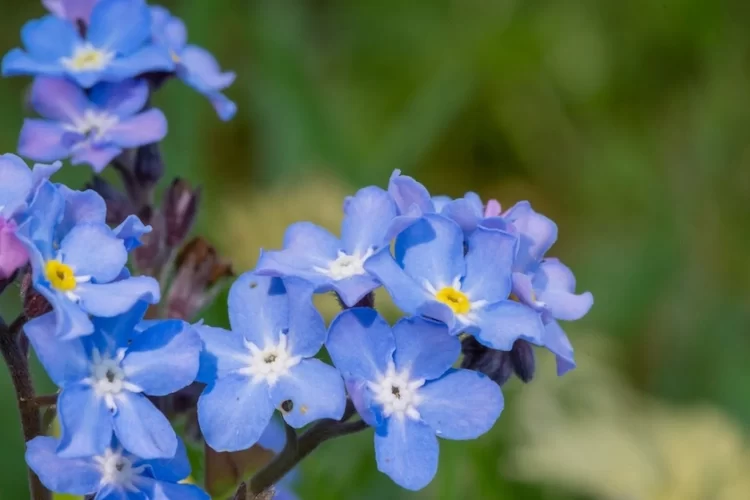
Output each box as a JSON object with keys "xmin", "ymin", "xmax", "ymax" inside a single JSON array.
[
  {"xmin": 2, "ymin": 0, "xmax": 173, "ymax": 88},
  {"xmin": 150, "ymin": 6, "xmax": 236, "ymax": 120},
  {"xmin": 256, "ymin": 186, "xmax": 397, "ymax": 307},
  {"xmin": 327, "ymin": 309, "xmax": 503, "ymax": 490},
  {"xmin": 196, "ymin": 272, "xmax": 346, "ymax": 452},
  {"xmin": 365, "ymin": 213, "xmax": 545, "ymax": 350},
  {"xmin": 20, "ymin": 77, "xmax": 167, "ymax": 173},
  {"xmin": 24, "ymin": 302, "xmax": 202, "ymax": 459},
  {"xmin": 17, "ymin": 181, "xmax": 159, "ymax": 338},
  {"xmin": 26, "ymin": 435, "xmax": 208, "ymax": 499}
]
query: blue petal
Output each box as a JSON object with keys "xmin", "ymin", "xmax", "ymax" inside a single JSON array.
[
  {"xmin": 21, "ymin": 15, "xmax": 80, "ymax": 60},
  {"xmin": 24, "ymin": 312, "xmax": 89, "ymax": 385},
  {"xmin": 340, "ymin": 186, "xmax": 397, "ymax": 255},
  {"xmin": 19, "ymin": 179, "xmax": 64, "ymax": 258},
  {"xmin": 326, "ymin": 308, "xmax": 395, "ymax": 382},
  {"xmin": 198, "ymin": 374, "xmax": 274, "ymax": 452},
  {"xmin": 179, "ymin": 45, "xmax": 235, "ymax": 92},
  {"xmin": 0, "ymin": 153, "xmax": 33, "ymax": 217},
  {"xmin": 59, "ymin": 223, "xmax": 127, "ymax": 282},
  {"xmin": 58, "ymin": 185, "xmax": 107, "ymax": 235},
  {"xmin": 195, "ymin": 325, "xmax": 247, "ymax": 383},
  {"xmin": 461, "ymin": 226, "xmax": 516, "ymax": 302},
  {"xmin": 113, "ymin": 392, "xmax": 177, "ymax": 459},
  {"xmin": 135, "ymin": 438, "xmax": 191, "ymax": 482},
  {"xmin": 283, "ymin": 277, "xmax": 327, "ymax": 358},
  {"xmin": 542, "ymin": 320, "xmax": 576, "ymax": 376},
  {"xmin": 101, "ymin": 45, "xmax": 174, "ymax": 80},
  {"xmin": 122, "ymin": 320, "xmax": 200, "ymax": 396},
  {"xmin": 392, "ymin": 316, "xmax": 458, "ymax": 381},
  {"xmin": 1, "ymin": 49, "xmax": 66, "ymax": 78},
  {"xmin": 228, "ymin": 272, "xmax": 287, "ymax": 348},
  {"xmin": 431, "ymin": 195, "xmax": 452, "ymax": 212},
  {"xmin": 257, "ymin": 418, "xmax": 287, "ymax": 454},
  {"xmin": 533, "ymin": 258, "xmax": 593, "ymax": 321},
  {"xmin": 150, "ymin": 6, "xmax": 187, "ymax": 51},
  {"xmin": 504, "ymin": 201, "xmax": 558, "ymax": 272},
  {"xmin": 77, "ymin": 276, "xmax": 160, "ymax": 317},
  {"xmin": 26, "ymin": 437, "xmax": 101, "ymax": 495},
  {"xmin": 330, "ymin": 274, "xmax": 381, "ymax": 309},
  {"xmin": 91, "ymin": 301, "xmax": 148, "ymax": 348},
  {"xmin": 87, "ymin": 0, "xmax": 151, "ymax": 55},
  {"xmin": 30, "ymin": 77, "xmax": 89, "ymax": 122},
  {"xmin": 136, "ymin": 477, "xmax": 210, "ymax": 500},
  {"xmin": 394, "ymin": 215, "xmax": 465, "ymax": 290},
  {"xmin": 418, "ymin": 369, "xmax": 503, "ymax": 440},
  {"xmin": 440, "ymin": 198, "xmax": 481, "ymax": 235},
  {"xmin": 70, "ymin": 144, "xmax": 121, "ymax": 172},
  {"xmin": 89, "ymin": 79, "xmax": 149, "ymax": 118},
  {"xmin": 364, "ymin": 247, "xmax": 432, "ymax": 316},
  {"xmin": 30, "ymin": 160, "xmax": 62, "ymax": 188},
  {"xmin": 204, "ymin": 91, "xmax": 237, "ymax": 121},
  {"xmin": 57, "ymin": 383, "xmax": 112, "ymax": 458},
  {"xmin": 113, "ymin": 215, "xmax": 151, "ymax": 251},
  {"xmin": 18, "ymin": 119, "xmax": 73, "ymax": 163},
  {"xmin": 345, "ymin": 378, "xmax": 380, "ymax": 427},
  {"xmin": 374, "ymin": 417, "xmax": 438, "ymax": 491},
  {"xmin": 387, "ymin": 170, "xmax": 434, "ymax": 215},
  {"xmin": 106, "ymin": 109, "xmax": 167, "ymax": 148},
  {"xmin": 47, "ymin": 289, "xmax": 95, "ymax": 339},
  {"xmin": 270, "ymin": 359, "xmax": 346, "ymax": 428},
  {"xmin": 470, "ymin": 300, "xmax": 545, "ymax": 350},
  {"xmin": 67, "ymin": 69, "xmax": 106, "ymax": 89}
]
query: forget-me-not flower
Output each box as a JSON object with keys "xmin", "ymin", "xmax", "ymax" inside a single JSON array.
[
  {"xmin": 24, "ymin": 303, "xmax": 201, "ymax": 458},
  {"xmin": 3, "ymin": 0, "xmax": 173, "ymax": 88},
  {"xmin": 365, "ymin": 213, "xmax": 545, "ymax": 350},
  {"xmin": 197, "ymin": 272, "xmax": 346, "ymax": 452},
  {"xmin": 26, "ymin": 435, "xmax": 208, "ymax": 499},
  {"xmin": 19, "ymin": 77, "xmax": 167, "ymax": 173},
  {"xmin": 0, "ymin": 153, "xmax": 60, "ymax": 278},
  {"xmin": 256, "ymin": 186, "xmax": 397, "ymax": 307},
  {"xmin": 150, "ymin": 6, "xmax": 237, "ymax": 121},
  {"xmin": 327, "ymin": 309, "xmax": 503, "ymax": 490}
]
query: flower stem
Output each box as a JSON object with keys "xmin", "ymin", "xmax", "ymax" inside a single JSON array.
[{"xmin": 0, "ymin": 314, "xmax": 50, "ymax": 500}]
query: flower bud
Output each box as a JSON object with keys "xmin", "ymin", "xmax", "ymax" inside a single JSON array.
[
  {"xmin": 461, "ymin": 336, "xmax": 513, "ymax": 386},
  {"xmin": 133, "ymin": 143, "xmax": 164, "ymax": 189},
  {"xmin": 163, "ymin": 178, "xmax": 201, "ymax": 247},
  {"xmin": 509, "ymin": 340, "xmax": 536, "ymax": 383}
]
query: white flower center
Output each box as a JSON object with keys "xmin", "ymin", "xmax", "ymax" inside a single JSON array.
[
  {"xmin": 237, "ymin": 334, "xmax": 301, "ymax": 386},
  {"xmin": 368, "ymin": 362, "xmax": 425, "ymax": 421},
  {"xmin": 424, "ymin": 277, "xmax": 488, "ymax": 326},
  {"xmin": 84, "ymin": 349, "xmax": 143, "ymax": 411},
  {"xmin": 61, "ymin": 42, "xmax": 114, "ymax": 72},
  {"xmin": 314, "ymin": 248, "xmax": 374, "ymax": 281},
  {"xmin": 63, "ymin": 109, "xmax": 120, "ymax": 142},
  {"xmin": 95, "ymin": 448, "xmax": 145, "ymax": 493}
]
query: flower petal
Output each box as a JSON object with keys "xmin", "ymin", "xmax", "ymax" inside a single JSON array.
[
  {"xmin": 21, "ymin": 15, "xmax": 80, "ymax": 60},
  {"xmin": 228, "ymin": 273, "xmax": 287, "ymax": 348},
  {"xmin": 542, "ymin": 320, "xmax": 576, "ymax": 376},
  {"xmin": 504, "ymin": 201, "xmax": 557, "ymax": 272},
  {"xmin": 57, "ymin": 383, "xmax": 112, "ymax": 458},
  {"xmin": 198, "ymin": 374, "xmax": 274, "ymax": 452},
  {"xmin": 271, "ymin": 358, "xmax": 346, "ymax": 428},
  {"xmin": 418, "ymin": 369, "xmax": 503, "ymax": 440},
  {"xmin": 180, "ymin": 45, "xmax": 235, "ymax": 92},
  {"xmin": 345, "ymin": 378, "xmax": 380, "ymax": 427},
  {"xmin": 58, "ymin": 185, "xmax": 107, "ymax": 235},
  {"xmin": 1, "ymin": 48, "xmax": 66, "ymax": 78},
  {"xmin": 340, "ymin": 186, "xmax": 397, "ymax": 255},
  {"xmin": 24, "ymin": 312, "xmax": 89, "ymax": 385},
  {"xmin": 77, "ymin": 276, "xmax": 160, "ymax": 317},
  {"xmin": 392, "ymin": 316, "xmax": 458, "ymax": 381},
  {"xmin": 330, "ymin": 274, "xmax": 381, "ymax": 309},
  {"xmin": 150, "ymin": 6, "xmax": 187, "ymax": 51},
  {"xmin": 195, "ymin": 325, "xmax": 247, "ymax": 384},
  {"xmin": 283, "ymin": 277, "xmax": 327, "ymax": 357},
  {"xmin": 106, "ymin": 109, "xmax": 167, "ymax": 148},
  {"xmin": 387, "ymin": 169, "xmax": 434, "ymax": 215},
  {"xmin": 470, "ymin": 300, "xmax": 544, "ymax": 350},
  {"xmin": 440, "ymin": 197, "xmax": 481, "ymax": 235},
  {"xmin": 327, "ymin": 308, "xmax": 395, "ymax": 382},
  {"xmin": 59, "ymin": 223, "xmax": 127, "ymax": 282},
  {"xmin": 135, "ymin": 438, "xmax": 191, "ymax": 482},
  {"xmin": 0, "ymin": 221, "xmax": 27, "ymax": 279},
  {"xmin": 364, "ymin": 247, "xmax": 434, "ymax": 317},
  {"xmin": 47, "ymin": 289, "xmax": 95, "ymax": 339},
  {"xmin": 113, "ymin": 215, "xmax": 150, "ymax": 251},
  {"xmin": 70, "ymin": 144, "xmax": 121, "ymax": 173},
  {"xmin": 113, "ymin": 392, "xmax": 177, "ymax": 459},
  {"xmin": 89, "ymin": 79, "xmax": 149, "ymax": 118},
  {"xmin": 87, "ymin": 0, "xmax": 151, "ymax": 55},
  {"xmin": 534, "ymin": 258, "xmax": 593, "ymax": 321},
  {"xmin": 203, "ymin": 90, "xmax": 237, "ymax": 121},
  {"xmin": 91, "ymin": 301, "xmax": 149, "ymax": 348},
  {"xmin": 374, "ymin": 417, "xmax": 438, "ymax": 491},
  {"xmin": 30, "ymin": 77, "xmax": 89, "ymax": 122},
  {"xmin": 461, "ymin": 226, "xmax": 516, "ymax": 302},
  {"xmin": 59, "ymin": 0, "xmax": 98, "ymax": 23},
  {"xmin": 102, "ymin": 44, "xmax": 173, "ymax": 80},
  {"xmin": 26, "ymin": 437, "xmax": 101, "ymax": 495},
  {"xmin": 122, "ymin": 320, "xmax": 200, "ymax": 396},
  {"xmin": 136, "ymin": 477, "xmax": 210, "ymax": 500},
  {"xmin": 18, "ymin": 119, "xmax": 73, "ymax": 163},
  {"xmin": 0, "ymin": 153, "xmax": 33, "ymax": 216}
]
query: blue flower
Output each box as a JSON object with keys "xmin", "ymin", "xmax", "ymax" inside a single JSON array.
[
  {"xmin": 365, "ymin": 213, "xmax": 545, "ymax": 350},
  {"xmin": 150, "ymin": 6, "xmax": 236, "ymax": 120},
  {"xmin": 2, "ymin": 0, "xmax": 173, "ymax": 88},
  {"xmin": 327, "ymin": 309, "xmax": 503, "ymax": 490},
  {"xmin": 255, "ymin": 186, "xmax": 397, "ymax": 307},
  {"xmin": 17, "ymin": 181, "xmax": 159, "ymax": 338},
  {"xmin": 26, "ymin": 435, "xmax": 208, "ymax": 499},
  {"xmin": 24, "ymin": 303, "xmax": 201, "ymax": 458},
  {"xmin": 19, "ymin": 77, "xmax": 167, "ymax": 173},
  {"xmin": 196, "ymin": 272, "xmax": 346, "ymax": 452}
]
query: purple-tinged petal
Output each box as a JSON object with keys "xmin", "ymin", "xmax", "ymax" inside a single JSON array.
[
  {"xmin": 30, "ymin": 160, "xmax": 62, "ymax": 188},
  {"xmin": 198, "ymin": 374, "xmax": 274, "ymax": 452},
  {"xmin": 392, "ymin": 316, "xmax": 458, "ymax": 381},
  {"xmin": 102, "ymin": 45, "xmax": 174, "ymax": 81},
  {"xmin": 418, "ymin": 369, "xmax": 502, "ymax": 440},
  {"xmin": 30, "ymin": 77, "xmax": 89, "ymax": 122},
  {"xmin": 340, "ymin": 186, "xmax": 397, "ymax": 255},
  {"xmin": 283, "ymin": 277, "xmax": 327, "ymax": 357},
  {"xmin": 533, "ymin": 258, "xmax": 593, "ymax": 321},
  {"xmin": 59, "ymin": 223, "xmax": 127, "ymax": 282},
  {"xmin": 387, "ymin": 169, "xmax": 434, "ymax": 215},
  {"xmin": 374, "ymin": 417, "xmax": 438, "ymax": 491},
  {"xmin": 484, "ymin": 199, "xmax": 501, "ymax": 217},
  {"xmin": 440, "ymin": 198, "xmax": 481, "ymax": 235},
  {"xmin": 327, "ymin": 308, "xmax": 395, "ymax": 382},
  {"xmin": 364, "ymin": 247, "xmax": 433, "ymax": 317},
  {"xmin": 70, "ymin": 144, "xmax": 121, "ymax": 173},
  {"xmin": 271, "ymin": 358, "xmax": 346, "ymax": 428},
  {"xmin": 76, "ymin": 276, "xmax": 160, "ymax": 317},
  {"xmin": 461, "ymin": 227, "xmax": 516, "ymax": 302},
  {"xmin": 89, "ymin": 79, "xmax": 149, "ymax": 118},
  {"xmin": 330, "ymin": 274, "xmax": 381, "ymax": 309},
  {"xmin": 24, "ymin": 312, "xmax": 89, "ymax": 385},
  {"xmin": 87, "ymin": 0, "xmax": 151, "ymax": 55},
  {"xmin": 0, "ymin": 220, "xmax": 27, "ymax": 279},
  {"xmin": 21, "ymin": 15, "xmax": 80, "ymax": 60},
  {"xmin": 150, "ymin": 6, "xmax": 187, "ymax": 51},
  {"xmin": 394, "ymin": 215, "xmax": 465, "ymax": 290},
  {"xmin": 431, "ymin": 195, "xmax": 452, "ymax": 212},
  {"xmin": 1, "ymin": 48, "xmax": 66, "ymax": 78},
  {"xmin": 542, "ymin": 320, "xmax": 576, "ymax": 376},
  {"xmin": 106, "ymin": 109, "xmax": 167, "ymax": 148},
  {"xmin": 113, "ymin": 215, "xmax": 151, "ymax": 251},
  {"xmin": 59, "ymin": 0, "xmax": 98, "ymax": 23},
  {"xmin": 26, "ymin": 437, "xmax": 101, "ymax": 495},
  {"xmin": 113, "ymin": 392, "xmax": 177, "ymax": 459},
  {"xmin": 137, "ymin": 477, "xmax": 210, "ymax": 500},
  {"xmin": 180, "ymin": 45, "xmax": 235, "ymax": 92},
  {"xmin": 17, "ymin": 179, "xmax": 64, "ymax": 258},
  {"xmin": 470, "ymin": 300, "xmax": 544, "ymax": 351},
  {"xmin": 204, "ymin": 91, "xmax": 237, "ymax": 121},
  {"xmin": 511, "ymin": 272, "xmax": 538, "ymax": 308},
  {"xmin": 0, "ymin": 154, "xmax": 32, "ymax": 217},
  {"xmin": 228, "ymin": 273, "xmax": 287, "ymax": 348},
  {"xmin": 122, "ymin": 320, "xmax": 200, "ymax": 396},
  {"xmin": 58, "ymin": 186, "xmax": 107, "ymax": 234},
  {"xmin": 57, "ymin": 383, "xmax": 112, "ymax": 458},
  {"xmin": 18, "ymin": 119, "xmax": 74, "ymax": 163},
  {"xmin": 45, "ymin": 289, "xmax": 95, "ymax": 339},
  {"xmin": 43, "ymin": 0, "xmax": 66, "ymax": 17},
  {"xmin": 346, "ymin": 378, "xmax": 380, "ymax": 427},
  {"xmin": 503, "ymin": 201, "xmax": 557, "ymax": 272},
  {"xmin": 194, "ymin": 325, "xmax": 246, "ymax": 384}
]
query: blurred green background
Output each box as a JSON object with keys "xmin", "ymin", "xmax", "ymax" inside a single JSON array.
[{"xmin": 2, "ymin": 0, "xmax": 750, "ymax": 498}]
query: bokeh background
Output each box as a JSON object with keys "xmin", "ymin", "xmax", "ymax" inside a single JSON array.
[{"xmin": 2, "ymin": 0, "xmax": 750, "ymax": 498}]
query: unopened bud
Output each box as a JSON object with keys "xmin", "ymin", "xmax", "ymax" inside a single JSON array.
[
  {"xmin": 163, "ymin": 178, "xmax": 201, "ymax": 247},
  {"xmin": 460, "ymin": 336, "xmax": 513, "ymax": 386},
  {"xmin": 133, "ymin": 207, "xmax": 167, "ymax": 275},
  {"xmin": 509, "ymin": 340, "xmax": 536, "ymax": 383},
  {"xmin": 134, "ymin": 143, "xmax": 164, "ymax": 189}
]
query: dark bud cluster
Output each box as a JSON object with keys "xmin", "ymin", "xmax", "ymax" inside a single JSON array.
[{"xmin": 461, "ymin": 337, "xmax": 537, "ymax": 385}]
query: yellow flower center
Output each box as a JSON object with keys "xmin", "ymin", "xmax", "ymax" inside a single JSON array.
[
  {"xmin": 45, "ymin": 260, "xmax": 77, "ymax": 292},
  {"xmin": 435, "ymin": 287, "xmax": 471, "ymax": 314},
  {"xmin": 61, "ymin": 43, "xmax": 113, "ymax": 72},
  {"xmin": 170, "ymin": 49, "xmax": 181, "ymax": 64}
]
